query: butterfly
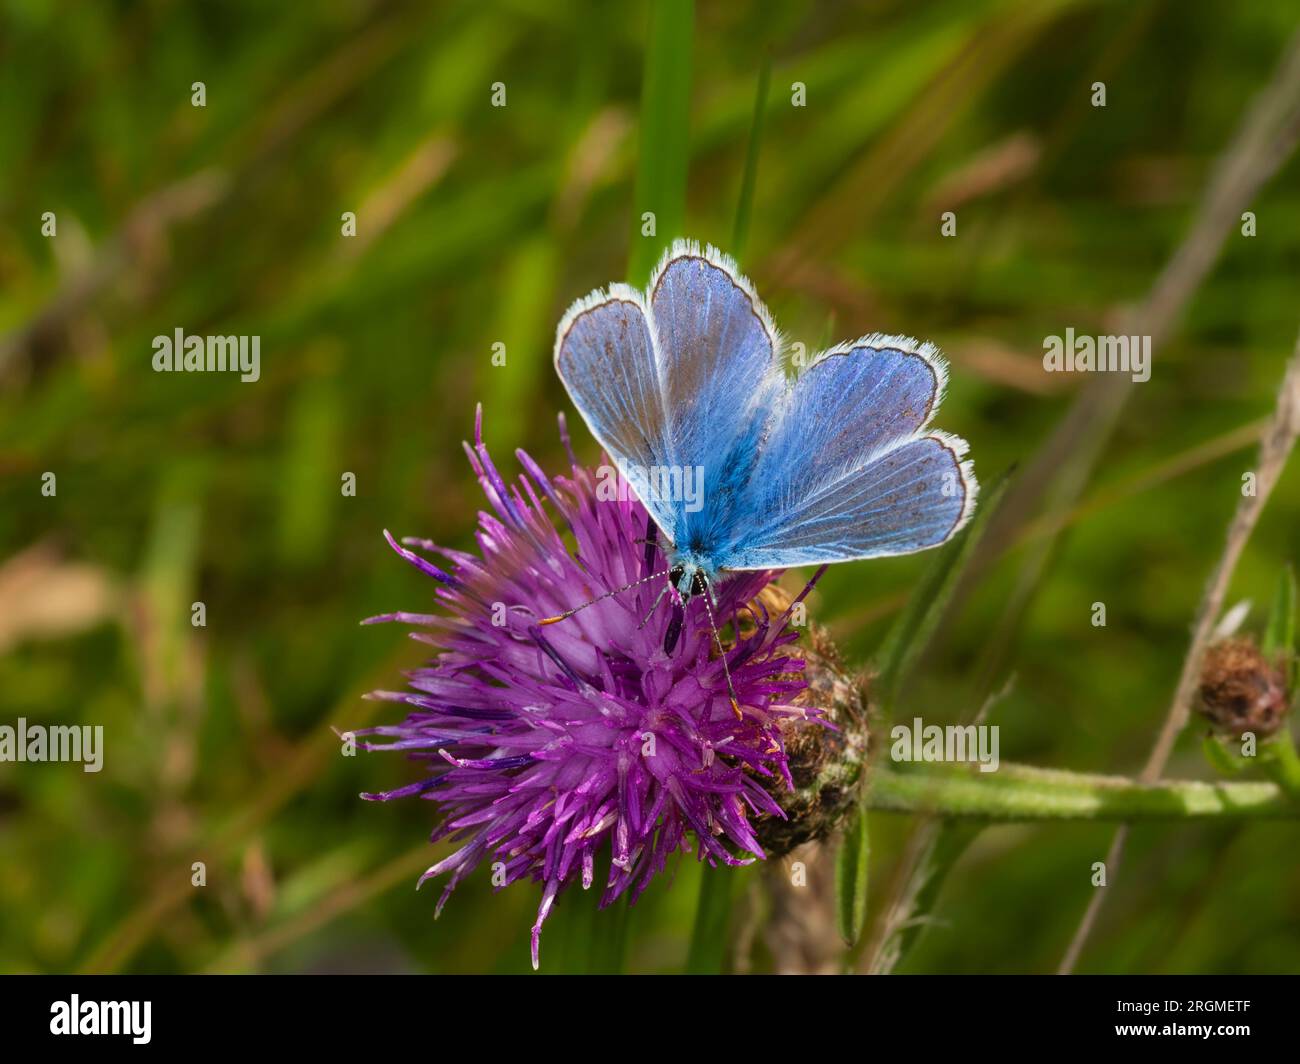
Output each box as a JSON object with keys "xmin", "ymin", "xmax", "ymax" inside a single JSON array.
[{"xmin": 548, "ymin": 239, "xmax": 977, "ymax": 705}]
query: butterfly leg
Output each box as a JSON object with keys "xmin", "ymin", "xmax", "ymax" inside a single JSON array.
[
  {"xmin": 638, "ymin": 582, "xmax": 671, "ymax": 630},
  {"xmin": 663, "ymin": 604, "xmax": 685, "ymax": 655},
  {"xmin": 642, "ymin": 515, "xmax": 659, "ymax": 572}
]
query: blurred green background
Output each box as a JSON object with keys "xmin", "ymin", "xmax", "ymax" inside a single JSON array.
[{"xmin": 2, "ymin": 0, "xmax": 1299, "ymax": 975}]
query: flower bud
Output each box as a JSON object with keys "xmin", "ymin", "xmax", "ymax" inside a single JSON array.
[
  {"xmin": 747, "ymin": 586, "xmax": 870, "ymax": 856},
  {"xmin": 1196, "ymin": 637, "xmax": 1290, "ymax": 739}
]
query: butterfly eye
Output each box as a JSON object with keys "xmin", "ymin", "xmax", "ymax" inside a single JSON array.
[
  {"xmin": 668, "ymin": 564, "xmax": 685, "ymax": 585},
  {"xmin": 690, "ymin": 571, "xmax": 707, "ymax": 598}
]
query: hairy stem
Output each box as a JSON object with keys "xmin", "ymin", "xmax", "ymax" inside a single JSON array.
[{"xmin": 867, "ymin": 763, "xmax": 1300, "ymax": 821}]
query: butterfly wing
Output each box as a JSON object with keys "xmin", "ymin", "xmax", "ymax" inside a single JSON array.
[
  {"xmin": 720, "ymin": 336, "xmax": 977, "ymax": 569},
  {"xmin": 553, "ymin": 284, "xmax": 683, "ymax": 542},
  {"xmin": 554, "ymin": 242, "xmax": 784, "ymax": 556},
  {"xmin": 646, "ymin": 242, "xmax": 782, "ymax": 555}
]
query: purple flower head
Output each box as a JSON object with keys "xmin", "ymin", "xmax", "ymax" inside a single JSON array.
[{"xmin": 358, "ymin": 408, "xmax": 824, "ymax": 968}]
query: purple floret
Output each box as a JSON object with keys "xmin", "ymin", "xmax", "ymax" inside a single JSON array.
[{"xmin": 357, "ymin": 409, "xmax": 820, "ymax": 968}]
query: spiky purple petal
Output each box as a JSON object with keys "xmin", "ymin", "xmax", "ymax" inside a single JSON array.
[{"xmin": 358, "ymin": 414, "xmax": 823, "ymax": 966}]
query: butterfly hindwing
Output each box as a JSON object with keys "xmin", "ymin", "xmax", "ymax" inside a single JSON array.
[
  {"xmin": 727, "ymin": 434, "xmax": 974, "ymax": 568},
  {"xmin": 721, "ymin": 338, "xmax": 976, "ymax": 569}
]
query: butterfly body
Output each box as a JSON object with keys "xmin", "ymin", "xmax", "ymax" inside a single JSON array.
[{"xmin": 554, "ymin": 240, "xmax": 977, "ymax": 614}]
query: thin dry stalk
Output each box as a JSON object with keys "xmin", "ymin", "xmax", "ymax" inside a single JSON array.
[
  {"xmin": 1059, "ymin": 330, "xmax": 1300, "ymax": 973},
  {"xmin": 974, "ymin": 27, "xmax": 1300, "ymax": 588},
  {"xmin": 762, "ymin": 842, "xmax": 843, "ymax": 975}
]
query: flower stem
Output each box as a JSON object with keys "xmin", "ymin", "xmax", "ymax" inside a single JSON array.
[
  {"xmin": 1262, "ymin": 731, "xmax": 1300, "ymax": 799},
  {"xmin": 866, "ymin": 762, "xmax": 1300, "ymax": 821}
]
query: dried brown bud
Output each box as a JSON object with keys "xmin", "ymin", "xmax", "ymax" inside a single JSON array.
[
  {"xmin": 742, "ymin": 585, "xmax": 870, "ymax": 857},
  {"xmin": 1196, "ymin": 637, "xmax": 1290, "ymax": 739}
]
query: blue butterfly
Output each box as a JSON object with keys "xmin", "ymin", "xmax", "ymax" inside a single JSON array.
[{"xmin": 550, "ymin": 239, "xmax": 977, "ymax": 683}]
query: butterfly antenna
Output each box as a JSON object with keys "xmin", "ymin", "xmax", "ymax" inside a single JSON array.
[
  {"xmin": 700, "ymin": 581, "xmax": 743, "ymax": 720},
  {"xmin": 537, "ymin": 568, "xmax": 671, "ymax": 625}
]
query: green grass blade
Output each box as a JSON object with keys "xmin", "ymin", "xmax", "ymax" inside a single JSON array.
[
  {"xmin": 548, "ymin": 886, "xmax": 631, "ymax": 974},
  {"xmin": 730, "ymin": 53, "xmax": 771, "ymax": 262},
  {"xmin": 834, "ymin": 801, "xmax": 870, "ymax": 947},
  {"xmin": 881, "ymin": 821, "xmax": 981, "ymax": 973},
  {"xmin": 627, "ymin": 0, "xmax": 695, "ymax": 286},
  {"xmin": 684, "ymin": 866, "xmax": 736, "ymax": 973},
  {"xmin": 591, "ymin": 895, "xmax": 633, "ymax": 973},
  {"xmin": 1262, "ymin": 563, "xmax": 1295, "ymax": 667}
]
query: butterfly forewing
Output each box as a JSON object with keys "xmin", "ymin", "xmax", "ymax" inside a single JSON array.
[
  {"xmin": 649, "ymin": 250, "xmax": 781, "ymax": 463},
  {"xmin": 648, "ymin": 247, "xmax": 783, "ymax": 556},
  {"xmin": 553, "ymin": 286, "xmax": 681, "ymax": 544}
]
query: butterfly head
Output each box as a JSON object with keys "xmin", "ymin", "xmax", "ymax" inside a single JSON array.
[{"xmin": 667, "ymin": 560, "xmax": 709, "ymax": 604}]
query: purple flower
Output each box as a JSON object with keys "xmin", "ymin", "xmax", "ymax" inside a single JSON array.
[{"xmin": 357, "ymin": 409, "xmax": 823, "ymax": 969}]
